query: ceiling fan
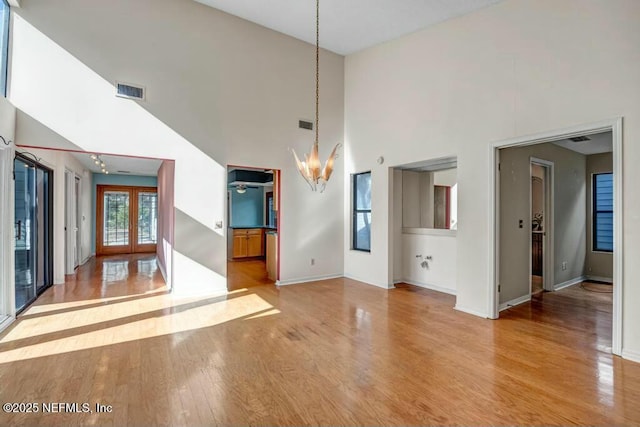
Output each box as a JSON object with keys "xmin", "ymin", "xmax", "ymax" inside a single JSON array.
[{"xmin": 235, "ymin": 183, "xmax": 260, "ymax": 194}]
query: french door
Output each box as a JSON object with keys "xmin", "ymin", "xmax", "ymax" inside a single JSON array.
[{"xmin": 96, "ymin": 185, "xmax": 158, "ymax": 255}]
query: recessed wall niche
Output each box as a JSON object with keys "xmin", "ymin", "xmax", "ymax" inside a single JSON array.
[{"xmin": 395, "ymin": 157, "xmax": 457, "ymax": 231}]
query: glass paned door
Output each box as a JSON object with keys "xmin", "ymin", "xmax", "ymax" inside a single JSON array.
[
  {"xmin": 134, "ymin": 191, "xmax": 158, "ymax": 253},
  {"xmin": 14, "ymin": 158, "xmax": 36, "ymax": 311},
  {"xmin": 97, "ymin": 186, "xmax": 157, "ymax": 255},
  {"xmin": 14, "ymin": 156, "xmax": 53, "ymax": 312}
]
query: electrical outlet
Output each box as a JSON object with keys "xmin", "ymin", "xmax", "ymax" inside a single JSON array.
[
  {"xmin": 562, "ymin": 261, "xmax": 567, "ymax": 271},
  {"xmin": 311, "ymin": 258, "xmax": 315, "ymax": 266}
]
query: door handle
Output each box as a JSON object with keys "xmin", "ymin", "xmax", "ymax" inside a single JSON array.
[{"xmin": 16, "ymin": 220, "xmax": 22, "ymax": 240}]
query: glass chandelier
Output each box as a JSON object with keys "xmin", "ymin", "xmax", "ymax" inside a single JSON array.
[{"xmin": 291, "ymin": 0, "xmax": 341, "ymax": 192}]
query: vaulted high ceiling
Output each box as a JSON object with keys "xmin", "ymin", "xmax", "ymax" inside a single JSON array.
[{"xmin": 194, "ymin": 0, "xmax": 504, "ymax": 55}]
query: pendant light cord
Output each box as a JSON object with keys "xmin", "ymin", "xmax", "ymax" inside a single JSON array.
[{"xmin": 315, "ymin": 0, "xmax": 319, "ymax": 147}]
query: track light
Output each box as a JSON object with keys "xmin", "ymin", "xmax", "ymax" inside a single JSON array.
[{"xmin": 90, "ymin": 154, "xmax": 109, "ymax": 174}]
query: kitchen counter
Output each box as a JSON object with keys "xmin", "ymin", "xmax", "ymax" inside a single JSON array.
[{"xmin": 229, "ymin": 226, "xmax": 277, "ymax": 230}]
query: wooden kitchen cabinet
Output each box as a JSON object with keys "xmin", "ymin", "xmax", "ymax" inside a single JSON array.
[
  {"xmin": 230, "ymin": 228, "xmax": 264, "ymax": 259},
  {"xmin": 247, "ymin": 230, "xmax": 263, "ymax": 257},
  {"xmin": 232, "ymin": 234, "xmax": 248, "ymax": 258}
]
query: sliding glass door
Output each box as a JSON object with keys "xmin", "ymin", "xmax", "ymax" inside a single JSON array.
[
  {"xmin": 14, "ymin": 156, "xmax": 53, "ymax": 312},
  {"xmin": 97, "ymin": 186, "xmax": 157, "ymax": 255}
]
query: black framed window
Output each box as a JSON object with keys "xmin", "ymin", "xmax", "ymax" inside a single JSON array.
[
  {"xmin": 593, "ymin": 172, "xmax": 613, "ymax": 252},
  {"xmin": 352, "ymin": 171, "xmax": 371, "ymax": 252},
  {"xmin": 0, "ymin": 0, "xmax": 8, "ymax": 97}
]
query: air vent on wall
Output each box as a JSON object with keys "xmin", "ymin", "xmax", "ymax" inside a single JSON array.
[
  {"xmin": 116, "ymin": 82, "xmax": 145, "ymax": 101},
  {"xmin": 568, "ymin": 136, "xmax": 591, "ymax": 142},
  {"xmin": 299, "ymin": 120, "xmax": 313, "ymax": 130},
  {"xmin": 117, "ymin": 170, "xmax": 131, "ymax": 174}
]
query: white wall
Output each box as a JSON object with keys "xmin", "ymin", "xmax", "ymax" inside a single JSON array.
[
  {"xmin": 15, "ymin": 146, "xmax": 91, "ymax": 283},
  {"xmin": 344, "ymin": 0, "xmax": 640, "ymax": 356},
  {"xmin": 401, "ymin": 232, "xmax": 457, "ymax": 295},
  {"xmin": 8, "ymin": 0, "xmax": 344, "ymax": 295},
  {"xmin": 392, "ymin": 169, "xmax": 403, "ymax": 282},
  {"xmin": 0, "ymin": 97, "xmax": 16, "ymax": 324},
  {"xmin": 157, "ymin": 160, "xmax": 175, "ymax": 288},
  {"xmin": 433, "ymin": 168, "xmax": 457, "ymax": 187}
]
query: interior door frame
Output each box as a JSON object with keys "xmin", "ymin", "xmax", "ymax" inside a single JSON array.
[
  {"xmin": 489, "ymin": 117, "xmax": 623, "ymax": 356},
  {"xmin": 529, "ymin": 157, "xmax": 554, "ymax": 295},
  {"xmin": 226, "ymin": 165, "xmax": 281, "ymax": 285},
  {"xmin": 96, "ymin": 185, "xmax": 157, "ymax": 255},
  {"xmin": 74, "ymin": 175, "xmax": 82, "ymax": 267},
  {"xmin": 64, "ymin": 169, "xmax": 76, "ymax": 274}
]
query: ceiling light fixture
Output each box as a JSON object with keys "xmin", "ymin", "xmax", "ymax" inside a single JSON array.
[
  {"xmin": 291, "ymin": 0, "xmax": 340, "ymax": 193},
  {"xmin": 236, "ymin": 184, "xmax": 247, "ymax": 194},
  {"xmin": 91, "ymin": 154, "xmax": 109, "ymax": 174}
]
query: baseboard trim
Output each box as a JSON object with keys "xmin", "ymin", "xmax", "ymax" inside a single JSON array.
[
  {"xmin": 499, "ymin": 294, "xmax": 531, "ymax": 312},
  {"xmin": 554, "ymin": 276, "xmax": 585, "ymax": 291},
  {"xmin": 400, "ymin": 278, "xmax": 456, "ymax": 296},
  {"xmin": 276, "ymin": 274, "xmax": 343, "ymax": 286},
  {"xmin": 586, "ymin": 275, "xmax": 613, "ymax": 284},
  {"xmin": 622, "ymin": 349, "xmax": 640, "ymax": 364},
  {"xmin": 342, "ymin": 274, "xmax": 395, "ymax": 289},
  {"xmin": 454, "ymin": 305, "xmax": 488, "ymax": 319}
]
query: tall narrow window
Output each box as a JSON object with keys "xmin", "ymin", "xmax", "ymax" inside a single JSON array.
[
  {"xmin": 0, "ymin": 0, "xmax": 9, "ymax": 97},
  {"xmin": 352, "ymin": 171, "xmax": 371, "ymax": 252},
  {"xmin": 593, "ymin": 172, "xmax": 613, "ymax": 252}
]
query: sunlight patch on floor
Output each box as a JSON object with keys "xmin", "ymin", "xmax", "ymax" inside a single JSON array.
[
  {"xmin": 0, "ymin": 292, "xmax": 276, "ymax": 363},
  {"xmin": 20, "ymin": 289, "xmax": 168, "ymax": 315}
]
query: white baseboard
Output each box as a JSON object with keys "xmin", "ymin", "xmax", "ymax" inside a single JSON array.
[
  {"xmin": 454, "ymin": 305, "xmax": 488, "ymax": 318},
  {"xmin": 342, "ymin": 274, "xmax": 395, "ymax": 289},
  {"xmin": 622, "ymin": 349, "xmax": 640, "ymax": 364},
  {"xmin": 499, "ymin": 294, "xmax": 531, "ymax": 311},
  {"xmin": 554, "ymin": 275, "xmax": 585, "ymax": 291},
  {"xmin": 276, "ymin": 274, "xmax": 343, "ymax": 286},
  {"xmin": 586, "ymin": 275, "xmax": 613, "ymax": 284},
  {"xmin": 400, "ymin": 278, "xmax": 456, "ymax": 296}
]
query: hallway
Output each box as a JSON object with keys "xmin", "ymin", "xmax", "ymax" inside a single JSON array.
[{"xmin": 0, "ymin": 256, "xmax": 639, "ymax": 426}]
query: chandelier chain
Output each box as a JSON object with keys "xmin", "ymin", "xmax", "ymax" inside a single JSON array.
[{"xmin": 315, "ymin": 0, "xmax": 319, "ymax": 147}]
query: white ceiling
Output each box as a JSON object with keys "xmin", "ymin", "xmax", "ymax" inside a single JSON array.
[
  {"xmin": 552, "ymin": 131, "xmax": 612, "ymax": 155},
  {"xmin": 194, "ymin": 0, "xmax": 504, "ymax": 55},
  {"xmin": 72, "ymin": 152, "xmax": 162, "ymax": 176}
]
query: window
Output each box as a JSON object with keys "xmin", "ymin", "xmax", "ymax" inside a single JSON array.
[
  {"xmin": 593, "ymin": 172, "xmax": 613, "ymax": 252},
  {"xmin": 0, "ymin": 0, "xmax": 9, "ymax": 97},
  {"xmin": 352, "ymin": 171, "xmax": 371, "ymax": 252}
]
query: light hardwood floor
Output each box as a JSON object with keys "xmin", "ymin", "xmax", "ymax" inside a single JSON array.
[
  {"xmin": 227, "ymin": 259, "xmax": 273, "ymax": 291},
  {"xmin": 0, "ymin": 255, "xmax": 638, "ymax": 426}
]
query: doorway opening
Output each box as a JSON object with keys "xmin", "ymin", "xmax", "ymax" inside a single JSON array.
[
  {"xmin": 14, "ymin": 153, "xmax": 53, "ymax": 313},
  {"xmin": 390, "ymin": 156, "xmax": 458, "ymax": 295},
  {"xmin": 8, "ymin": 145, "xmax": 175, "ymax": 316},
  {"xmin": 226, "ymin": 165, "xmax": 280, "ymax": 291},
  {"xmin": 491, "ymin": 119, "xmax": 621, "ymax": 355},
  {"xmin": 64, "ymin": 170, "xmax": 82, "ymax": 274},
  {"xmin": 529, "ymin": 158, "xmax": 553, "ymax": 296}
]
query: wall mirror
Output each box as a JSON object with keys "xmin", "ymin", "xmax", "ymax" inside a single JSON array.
[{"xmin": 395, "ymin": 157, "xmax": 457, "ymax": 230}]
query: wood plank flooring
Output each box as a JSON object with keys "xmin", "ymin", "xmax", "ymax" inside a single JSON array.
[
  {"xmin": 226, "ymin": 259, "xmax": 273, "ymax": 291},
  {"xmin": 0, "ymin": 255, "xmax": 638, "ymax": 426}
]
